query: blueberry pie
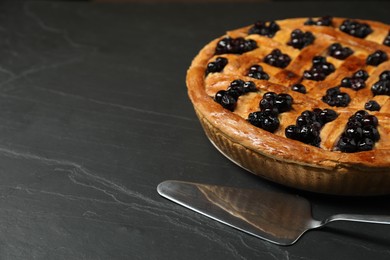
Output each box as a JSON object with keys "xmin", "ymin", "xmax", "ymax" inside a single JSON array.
[{"xmin": 186, "ymin": 17, "xmax": 390, "ymax": 195}]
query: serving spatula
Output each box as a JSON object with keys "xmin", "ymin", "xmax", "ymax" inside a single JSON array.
[{"xmin": 157, "ymin": 180, "xmax": 390, "ymax": 245}]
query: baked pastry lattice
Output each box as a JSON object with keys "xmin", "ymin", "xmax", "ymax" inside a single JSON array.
[{"xmin": 186, "ymin": 17, "xmax": 390, "ymax": 195}]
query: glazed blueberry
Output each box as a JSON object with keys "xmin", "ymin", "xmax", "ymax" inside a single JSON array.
[
  {"xmin": 340, "ymin": 70, "xmax": 368, "ymax": 91},
  {"xmin": 291, "ymin": 83, "xmax": 307, "ymax": 94},
  {"xmin": 304, "ymin": 16, "xmax": 333, "ymax": 26},
  {"xmin": 249, "ymin": 92, "xmax": 293, "ymax": 133},
  {"xmin": 322, "ymin": 87, "xmax": 351, "ymax": 107},
  {"xmin": 247, "ymin": 111, "xmax": 280, "ymax": 132},
  {"xmin": 364, "ymin": 100, "xmax": 381, "ymax": 111},
  {"xmin": 362, "ymin": 125, "xmax": 380, "ymax": 142},
  {"xmin": 285, "ymin": 108, "xmax": 337, "ymax": 147},
  {"xmin": 371, "ymin": 72, "xmax": 390, "ymax": 96},
  {"xmin": 354, "ymin": 110, "xmax": 369, "ymax": 119},
  {"xmin": 247, "ymin": 65, "xmax": 270, "ymax": 80},
  {"xmin": 337, "ymin": 137, "xmax": 358, "ymax": 152},
  {"xmin": 354, "ymin": 70, "xmax": 369, "ymax": 80},
  {"xmin": 327, "ymin": 43, "xmax": 353, "ymax": 60},
  {"xmin": 227, "ymin": 80, "xmax": 245, "ymax": 99},
  {"xmin": 358, "ymin": 138, "xmax": 374, "ymax": 151},
  {"xmin": 243, "ymin": 81, "xmax": 257, "ymax": 93},
  {"xmin": 275, "ymin": 94, "xmax": 293, "ymax": 113},
  {"xmin": 339, "ymin": 19, "xmax": 373, "ymax": 38},
  {"xmin": 336, "ymin": 111, "xmax": 379, "ymax": 152},
  {"xmin": 215, "ymin": 37, "xmax": 257, "ymax": 55},
  {"xmin": 347, "ymin": 78, "xmax": 365, "ymax": 90},
  {"xmin": 214, "ymin": 90, "xmax": 237, "ymax": 111},
  {"xmin": 259, "ymin": 97, "xmax": 275, "ymax": 110},
  {"xmin": 263, "ymin": 49, "xmax": 291, "ymax": 68},
  {"xmin": 206, "ymin": 57, "xmax": 228, "ymax": 75},
  {"xmin": 259, "ymin": 92, "xmax": 293, "ymax": 113},
  {"xmin": 226, "ymin": 79, "xmax": 258, "ymax": 99},
  {"xmin": 287, "ymin": 29, "xmax": 315, "ymax": 49},
  {"xmin": 379, "ymin": 70, "xmax": 390, "ymax": 80},
  {"xmin": 249, "ymin": 21, "xmax": 280, "ymax": 38},
  {"xmin": 341, "ymin": 77, "xmax": 351, "ymax": 87},
  {"xmin": 366, "ymin": 50, "xmax": 388, "ymax": 66},
  {"xmin": 345, "ymin": 126, "xmax": 363, "ymax": 140},
  {"xmin": 214, "ymin": 79, "xmax": 257, "ymax": 111},
  {"xmin": 371, "ymin": 80, "xmax": 390, "ymax": 95},
  {"xmin": 362, "ymin": 115, "xmax": 378, "ymax": 127},
  {"xmin": 304, "ymin": 56, "xmax": 335, "ymax": 81},
  {"xmin": 263, "ymin": 92, "xmax": 278, "ymax": 100},
  {"xmin": 384, "ymin": 31, "xmax": 390, "ymax": 46},
  {"xmin": 318, "ymin": 108, "xmax": 338, "ymax": 125}
]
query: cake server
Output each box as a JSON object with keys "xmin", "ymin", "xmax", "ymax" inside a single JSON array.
[{"xmin": 157, "ymin": 180, "xmax": 390, "ymax": 246}]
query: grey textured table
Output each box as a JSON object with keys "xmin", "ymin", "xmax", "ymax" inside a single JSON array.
[{"xmin": 0, "ymin": 1, "xmax": 390, "ymax": 259}]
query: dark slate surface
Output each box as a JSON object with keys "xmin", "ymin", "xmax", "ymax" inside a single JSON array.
[{"xmin": 0, "ymin": 1, "xmax": 389, "ymax": 259}]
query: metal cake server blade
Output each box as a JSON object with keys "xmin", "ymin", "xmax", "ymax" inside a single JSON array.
[{"xmin": 157, "ymin": 180, "xmax": 390, "ymax": 246}]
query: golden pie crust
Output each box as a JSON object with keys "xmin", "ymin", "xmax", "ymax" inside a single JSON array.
[{"xmin": 186, "ymin": 17, "xmax": 390, "ymax": 195}]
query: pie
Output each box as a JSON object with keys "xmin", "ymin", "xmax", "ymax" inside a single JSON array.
[{"xmin": 186, "ymin": 16, "xmax": 390, "ymax": 195}]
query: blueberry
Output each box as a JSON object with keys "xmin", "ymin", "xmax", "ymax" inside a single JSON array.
[
  {"xmin": 345, "ymin": 126, "xmax": 363, "ymax": 140},
  {"xmin": 383, "ymin": 31, "xmax": 390, "ymax": 46},
  {"xmin": 263, "ymin": 92, "xmax": 278, "ymax": 100},
  {"xmin": 227, "ymin": 80, "xmax": 245, "ymax": 98},
  {"xmin": 263, "ymin": 49, "xmax": 291, "ymax": 68},
  {"xmin": 260, "ymin": 97, "xmax": 275, "ymax": 110},
  {"xmin": 301, "ymin": 110, "xmax": 316, "ymax": 120},
  {"xmin": 362, "ymin": 115, "xmax": 378, "ymax": 127},
  {"xmin": 215, "ymin": 37, "xmax": 257, "ymax": 55},
  {"xmin": 347, "ymin": 117, "xmax": 363, "ymax": 128},
  {"xmin": 214, "ymin": 90, "xmax": 237, "ymax": 111},
  {"xmin": 336, "ymin": 111, "xmax": 380, "ymax": 152},
  {"xmin": 275, "ymin": 93, "xmax": 293, "ymax": 113},
  {"xmin": 206, "ymin": 57, "xmax": 228, "ymax": 75},
  {"xmin": 304, "ymin": 56, "xmax": 335, "ymax": 81},
  {"xmin": 291, "ymin": 83, "xmax": 306, "ymax": 93},
  {"xmin": 380, "ymin": 70, "xmax": 390, "ymax": 80},
  {"xmin": 354, "ymin": 110, "xmax": 369, "ymax": 119},
  {"xmin": 341, "ymin": 77, "xmax": 352, "ymax": 87},
  {"xmin": 362, "ymin": 125, "xmax": 380, "ymax": 141},
  {"xmin": 303, "ymin": 70, "xmax": 326, "ymax": 81},
  {"xmin": 327, "ymin": 43, "xmax": 353, "ymax": 60},
  {"xmin": 230, "ymin": 79, "xmax": 245, "ymax": 88},
  {"xmin": 358, "ymin": 138, "xmax": 374, "ymax": 151},
  {"xmin": 247, "ymin": 111, "xmax": 280, "ymax": 132},
  {"xmin": 243, "ymin": 81, "xmax": 257, "ymax": 93},
  {"xmin": 340, "ymin": 70, "xmax": 368, "ymax": 91},
  {"xmin": 354, "ymin": 70, "xmax": 369, "ymax": 80},
  {"xmin": 318, "ymin": 109, "xmax": 338, "ymax": 124},
  {"xmin": 262, "ymin": 107, "xmax": 279, "ymax": 117},
  {"xmin": 287, "ymin": 29, "xmax": 315, "ymax": 49},
  {"xmin": 371, "ymin": 79, "xmax": 390, "ymax": 96},
  {"xmin": 322, "ymin": 87, "xmax": 351, "ymax": 107},
  {"xmin": 364, "ymin": 100, "xmax": 381, "ymax": 111},
  {"xmin": 339, "ymin": 19, "xmax": 373, "ymax": 38},
  {"xmin": 305, "ymin": 16, "xmax": 333, "ymax": 26},
  {"xmin": 249, "ymin": 21, "xmax": 280, "ymax": 38},
  {"xmin": 247, "ymin": 65, "xmax": 270, "ymax": 80},
  {"xmin": 285, "ymin": 125, "xmax": 299, "ymax": 138},
  {"xmin": 349, "ymin": 78, "xmax": 366, "ymax": 90},
  {"xmin": 313, "ymin": 56, "xmax": 326, "ymax": 65},
  {"xmin": 222, "ymin": 79, "xmax": 257, "ymax": 100},
  {"xmin": 366, "ymin": 50, "xmax": 388, "ymax": 66},
  {"xmin": 285, "ymin": 108, "xmax": 336, "ymax": 147},
  {"xmin": 337, "ymin": 136, "xmax": 358, "ymax": 153}
]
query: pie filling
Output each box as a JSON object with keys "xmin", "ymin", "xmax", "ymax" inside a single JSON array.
[{"xmin": 205, "ymin": 16, "xmax": 390, "ymax": 153}]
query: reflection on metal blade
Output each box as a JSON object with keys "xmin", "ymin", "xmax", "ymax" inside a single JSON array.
[{"xmin": 157, "ymin": 180, "xmax": 312, "ymax": 245}]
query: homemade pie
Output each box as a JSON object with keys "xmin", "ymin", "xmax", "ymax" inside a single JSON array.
[{"xmin": 186, "ymin": 17, "xmax": 390, "ymax": 195}]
